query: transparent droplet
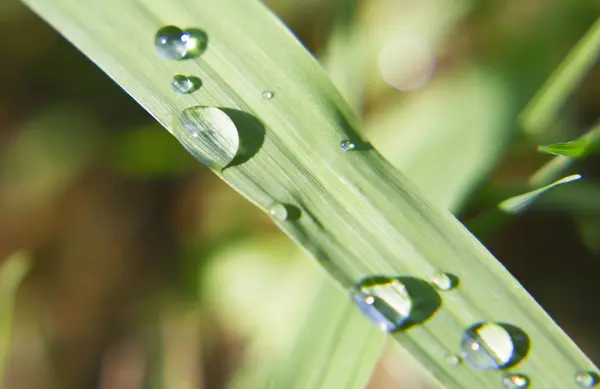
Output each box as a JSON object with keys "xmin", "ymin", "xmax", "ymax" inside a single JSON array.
[
  {"xmin": 502, "ymin": 373, "xmax": 530, "ymax": 388},
  {"xmin": 171, "ymin": 75, "xmax": 202, "ymax": 94},
  {"xmin": 431, "ymin": 273, "xmax": 458, "ymax": 291},
  {"xmin": 173, "ymin": 106, "xmax": 240, "ymax": 169},
  {"xmin": 352, "ymin": 276, "xmax": 413, "ymax": 332},
  {"xmin": 262, "ymin": 91, "xmax": 274, "ymax": 100},
  {"xmin": 154, "ymin": 26, "xmax": 208, "ymax": 60},
  {"xmin": 340, "ymin": 140, "xmax": 356, "ymax": 152},
  {"xmin": 443, "ymin": 353, "xmax": 462, "ymax": 366},
  {"xmin": 575, "ymin": 372, "xmax": 599, "ymax": 387},
  {"xmin": 269, "ymin": 202, "xmax": 288, "ymax": 221},
  {"xmin": 461, "ymin": 322, "xmax": 529, "ymax": 370}
]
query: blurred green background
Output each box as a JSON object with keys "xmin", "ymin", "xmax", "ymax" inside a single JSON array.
[{"xmin": 0, "ymin": 0, "xmax": 598, "ymax": 388}]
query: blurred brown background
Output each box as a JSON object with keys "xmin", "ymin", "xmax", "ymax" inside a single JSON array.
[{"xmin": 0, "ymin": 0, "xmax": 599, "ymax": 388}]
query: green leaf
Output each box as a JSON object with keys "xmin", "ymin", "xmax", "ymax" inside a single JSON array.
[
  {"xmin": 531, "ymin": 123, "xmax": 600, "ymax": 186},
  {"xmin": 538, "ymin": 140, "xmax": 590, "ymax": 158}
]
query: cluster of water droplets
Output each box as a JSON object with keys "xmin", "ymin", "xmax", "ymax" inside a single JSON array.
[{"xmin": 350, "ymin": 272, "xmax": 598, "ymax": 388}]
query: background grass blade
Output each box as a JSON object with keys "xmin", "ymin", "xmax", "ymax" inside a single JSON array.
[
  {"xmin": 0, "ymin": 251, "xmax": 31, "ymax": 386},
  {"xmin": 520, "ymin": 17, "xmax": 600, "ymax": 135},
  {"xmin": 20, "ymin": 1, "xmax": 599, "ymax": 388}
]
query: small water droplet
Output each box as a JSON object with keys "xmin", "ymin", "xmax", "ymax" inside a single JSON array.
[
  {"xmin": 443, "ymin": 353, "xmax": 462, "ymax": 366},
  {"xmin": 269, "ymin": 202, "xmax": 288, "ymax": 221},
  {"xmin": 460, "ymin": 322, "xmax": 529, "ymax": 370},
  {"xmin": 502, "ymin": 373, "xmax": 530, "ymax": 388},
  {"xmin": 340, "ymin": 140, "xmax": 356, "ymax": 152},
  {"xmin": 155, "ymin": 26, "xmax": 208, "ymax": 60},
  {"xmin": 262, "ymin": 91, "xmax": 274, "ymax": 100},
  {"xmin": 575, "ymin": 372, "xmax": 599, "ymax": 387},
  {"xmin": 431, "ymin": 273, "xmax": 458, "ymax": 291},
  {"xmin": 351, "ymin": 276, "xmax": 413, "ymax": 332},
  {"xmin": 173, "ymin": 106, "xmax": 240, "ymax": 169},
  {"xmin": 171, "ymin": 75, "xmax": 202, "ymax": 94}
]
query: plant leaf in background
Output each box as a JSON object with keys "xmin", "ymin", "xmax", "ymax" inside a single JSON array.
[
  {"xmin": 520, "ymin": 17, "xmax": 600, "ymax": 136},
  {"xmin": 538, "ymin": 123, "xmax": 600, "ymax": 158},
  {"xmin": 469, "ymin": 174, "xmax": 584, "ymax": 237},
  {"xmin": 499, "ymin": 174, "xmax": 583, "ymax": 214},
  {"xmin": 0, "ymin": 251, "xmax": 31, "ymax": 384}
]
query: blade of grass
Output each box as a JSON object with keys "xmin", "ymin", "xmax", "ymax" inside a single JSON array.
[
  {"xmin": 499, "ymin": 174, "xmax": 583, "ymax": 214},
  {"xmin": 0, "ymin": 251, "xmax": 31, "ymax": 386},
  {"xmin": 469, "ymin": 174, "xmax": 583, "ymax": 237},
  {"xmin": 538, "ymin": 123, "xmax": 600, "ymax": 158},
  {"xmin": 20, "ymin": 1, "xmax": 599, "ymax": 388},
  {"xmin": 531, "ymin": 123, "xmax": 600, "ymax": 187},
  {"xmin": 520, "ymin": 17, "xmax": 600, "ymax": 135}
]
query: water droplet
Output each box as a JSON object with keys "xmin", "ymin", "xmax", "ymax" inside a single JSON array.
[
  {"xmin": 262, "ymin": 91, "xmax": 274, "ymax": 100},
  {"xmin": 575, "ymin": 372, "xmax": 599, "ymax": 387},
  {"xmin": 171, "ymin": 75, "xmax": 202, "ymax": 94},
  {"xmin": 443, "ymin": 353, "xmax": 462, "ymax": 366},
  {"xmin": 460, "ymin": 322, "xmax": 530, "ymax": 370},
  {"xmin": 340, "ymin": 140, "xmax": 356, "ymax": 152},
  {"xmin": 431, "ymin": 273, "xmax": 458, "ymax": 291},
  {"xmin": 173, "ymin": 106, "xmax": 240, "ymax": 169},
  {"xmin": 502, "ymin": 373, "xmax": 530, "ymax": 388},
  {"xmin": 269, "ymin": 202, "xmax": 288, "ymax": 221},
  {"xmin": 154, "ymin": 26, "xmax": 208, "ymax": 60},
  {"xmin": 352, "ymin": 276, "xmax": 413, "ymax": 332}
]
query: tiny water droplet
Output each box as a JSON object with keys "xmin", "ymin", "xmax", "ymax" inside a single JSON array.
[
  {"xmin": 575, "ymin": 372, "xmax": 599, "ymax": 387},
  {"xmin": 431, "ymin": 273, "xmax": 458, "ymax": 291},
  {"xmin": 262, "ymin": 91, "xmax": 274, "ymax": 100},
  {"xmin": 502, "ymin": 373, "xmax": 530, "ymax": 388},
  {"xmin": 443, "ymin": 353, "xmax": 462, "ymax": 366},
  {"xmin": 269, "ymin": 202, "xmax": 288, "ymax": 221},
  {"xmin": 460, "ymin": 322, "xmax": 529, "ymax": 370},
  {"xmin": 171, "ymin": 75, "xmax": 202, "ymax": 94},
  {"xmin": 154, "ymin": 26, "xmax": 208, "ymax": 60},
  {"xmin": 173, "ymin": 106, "xmax": 239, "ymax": 169},
  {"xmin": 351, "ymin": 276, "xmax": 413, "ymax": 332},
  {"xmin": 340, "ymin": 140, "xmax": 356, "ymax": 152}
]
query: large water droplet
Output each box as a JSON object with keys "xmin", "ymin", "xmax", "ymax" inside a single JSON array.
[
  {"xmin": 173, "ymin": 106, "xmax": 240, "ymax": 169},
  {"xmin": 502, "ymin": 373, "xmax": 530, "ymax": 388},
  {"xmin": 351, "ymin": 276, "xmax": 441, "ymax": 332},
  {"xmin": 155, "ymin": 26, "xmax": 208, "ymax": 60},
  {"xmin": 575, "ymin": 372, "xmax": 599, "ymax": 387},
  {"xmin": 460, "ymin": 322, "xmax": 530, "ymax": 370},
  {"xmin": 171, "ymin": 75, "xmax": 202, "ymax": 94},
  {"xmin": 352, "ymin": 276, "xmax": 413, "ymax": 332}
]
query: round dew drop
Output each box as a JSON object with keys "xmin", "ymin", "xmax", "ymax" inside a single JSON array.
[
  {"xmin": 172, "ymin": 106, "xmax": 240, "ymax": 170},
  {"xmin": 268, "ymin": 202, "xmax": 288, "ymax": 221},
  {"xmin": 443, "ymin": 353, "xmax": 462, "ymax": 366},
  {"xmin": 340, "ymin": 140, "xmax": 356, "ymax": 152},
  {"xmin": 431, "ymin": 272, "xmax": 457, "ymax": 291},
  {"xmin": 261, "ymin": 91, "xmax": 274, "ymax": 100},
  {"xmin": 171, "ymin": 75, "xmax": 202, "ymax": 94},
  {"xmin": 502, "ymin": 374, "xmax": 530, "ymax": 389}
]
